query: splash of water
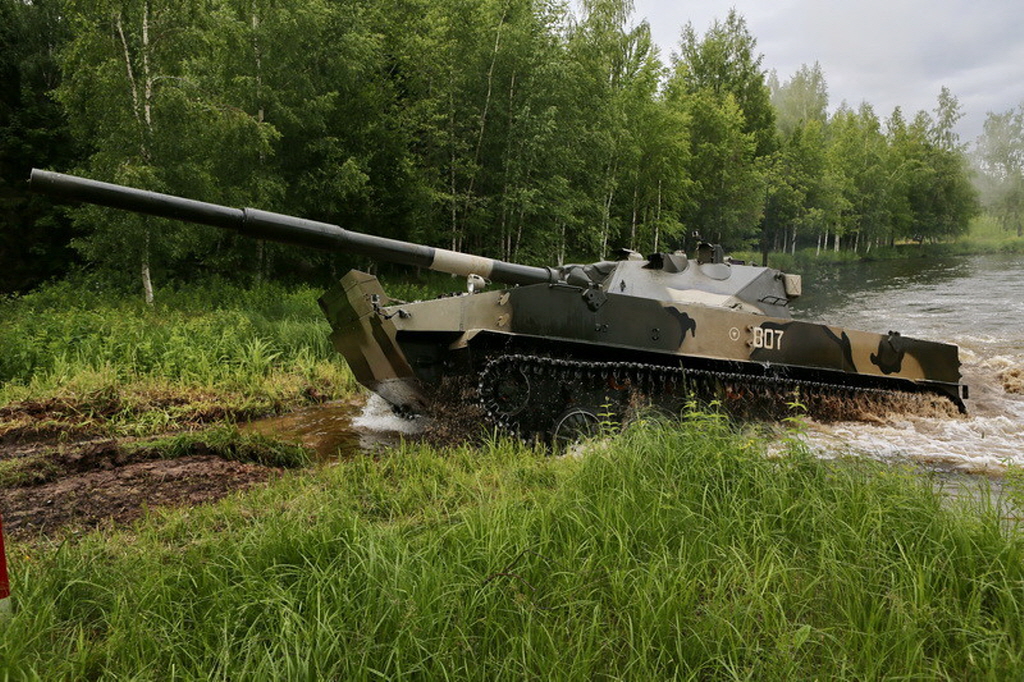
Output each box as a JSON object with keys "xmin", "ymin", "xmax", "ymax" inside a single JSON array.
[
  {"xmin": 352, "ymin": 394, "xmax": 430, "ymax": 436},
  {"xmin": 799, "ymin": 354, "xmax": 1024, "ymax": 476},
  {"xmin": 243, "ymin": 394, "xmax": 429, "ymax": 460},
  {"xmin": 789, "ymin": 254, "xmax": 1024, "ymax": 478}
]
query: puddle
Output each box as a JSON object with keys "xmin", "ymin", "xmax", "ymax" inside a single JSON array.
[{"xmin": 243, "ymin": 395, "xmax": 430, "ymax": 460}]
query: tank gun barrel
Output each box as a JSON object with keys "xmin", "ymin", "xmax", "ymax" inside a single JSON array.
[{"xmin": 29, "ymin": 169, "xmax": 558, "ymax": 286}]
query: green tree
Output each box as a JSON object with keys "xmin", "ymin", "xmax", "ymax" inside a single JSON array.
[
  {"xmin": 673, "ymin": 10, "xmax": 776, "ymax": 158},
  {"xmin": 763, "ymin": 119, "xmax": 834, "ymax": 256},
  {"xmin": 667, "ymin": 10, "xmax": 774, "ymax": 248},
  {"xmin": 893, "ymin": 100, "xmax": 977, "ymax": 244},
  {"xmin": 975, "ymin": 105, "xmax": 1024, "ymax": 237},
  {"xmin": 627, "ymin": 97, "xmax": 691, "ymax": 253},
  {"xmin": 825, "ymin": 104, "xmax": 897, "ymax": 251},
  {"xmin": 763, "ymin": 63, "xmax": 832, "ymax": 259},
  {"xmin": 668, "ymin": 88, "xmax": 761, "ymax": 245},
  {"xmin": 561, "ymin": 0, "xmax": 657, "ymax": 258},
  {"xmin": 0, "ymin": 0, "xmax": 80, "ymax": 294},
  {"xmin": 58, "ymin": 0, "xmax": 274, "ymax": 301},
  {"xmin": 208, "ymin": 0, "xmax": 389, "ymax": 281},
  {"xmin": 769, "ymin": 61, "xmax": 828, "ymax": 139},
  {"xmin": 932, "ymin": 85, "xmax": 965, "ymax": 152}
]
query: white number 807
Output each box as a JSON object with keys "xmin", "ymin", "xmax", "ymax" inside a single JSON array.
[{"xmin": 752, "ymin": 327, "xmax": 784, "ymax": 350}]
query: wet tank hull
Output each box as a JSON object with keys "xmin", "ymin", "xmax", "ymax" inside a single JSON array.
[{"xmin": 321, "ymin": 270, "xmax": 965, "ymax": 439}]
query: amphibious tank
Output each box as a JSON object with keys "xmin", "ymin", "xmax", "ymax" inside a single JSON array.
[{"xmin": 31, "ymin": 169, "xmax": 968, "ymax": 440}]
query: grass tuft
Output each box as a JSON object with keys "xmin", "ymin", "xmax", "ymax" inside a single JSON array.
[{"xmin": 132, "ymin": 425, "xmax": 313, "ymax": 468}]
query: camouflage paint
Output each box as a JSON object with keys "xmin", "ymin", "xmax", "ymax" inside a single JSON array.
[
  {"xmin": 321, "ymin": 275, "xmax": 965, "ymax": 414},
  {"xmin": 31, "ymin": 169, "xmax": 966, "ymax": 418}
]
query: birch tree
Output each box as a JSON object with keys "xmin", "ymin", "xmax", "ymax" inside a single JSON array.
[
  {"xmin": 59, "ymin": 0, "xmax": 214, "ymax": 302},
  {"xmin": 975, "ymin": 105, "xmax": 1024, "ymax": 237}
]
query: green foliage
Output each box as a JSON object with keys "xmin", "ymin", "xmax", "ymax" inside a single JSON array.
[
  {"xmin": 2, "ymin": 0, "xmax": 988, "ymax": 294},
  {"xmin": 666, "ymin": 11, "xmax": 773, "ymax": 247},
  {"xmin": 0, "ymin": 425, "xmax": 309, "ymax": 487},
  {"xmin": 2, "ymin": 417, "xmax": 1023, "ymax": 678},
  {"xmin": 0, "ymin": 277, "xmax": 331, "ymax": 386},
  {"xmin": 769, "ymin": 62, "xmax": 828, "ymax": 139},
  {"xmin": 975, "ymin": 104, "xmax": 1024, "ymax": 238},
  {"xmin": 0, "ymin": 276, "xmax": 357, "ymax": 431},
  {"xmin": 0, "ymin": 0, "xmax": 81, "ymax": 294},
  {"xmin": 136, "ymin": 424, "xmax": 312, "ymax": 468},
  {"xmin": 763, "ymin": 84, "xmax": 979, "ymax": 259},
  {"xmin": 673, "ymin": 10, "xmax": 776, "ymax": 157}
]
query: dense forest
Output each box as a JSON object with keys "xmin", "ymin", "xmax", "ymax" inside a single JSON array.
[{"xmin": 1, "ymin": 0, "xmax": 1019, "ymax": 298}]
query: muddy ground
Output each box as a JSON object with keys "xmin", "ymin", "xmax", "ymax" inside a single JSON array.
[{"xmin": 0, "ymin": 399, "xmax": 285, "ymax": 541}]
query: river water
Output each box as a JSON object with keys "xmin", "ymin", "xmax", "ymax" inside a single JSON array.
[{"xmin": 791, "ymin": 252, "xmax": 1024, "ymax": 475}]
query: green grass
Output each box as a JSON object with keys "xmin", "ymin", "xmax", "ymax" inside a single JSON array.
[
  {"xmin": 0, "ymin": 270, "xmax": 503, "ymax": 437},
  {"xmin": 957, "ymin": 214, "xmax": 1024, "ymax": 254},
  {"xmin": 129, "ymin": 424, "xmax": 313, "ymax": 468},
  {"xmin": 2, "ymin": 414, "xmax": 1022, "ymax": 679},
  {"xmin": 0, "ymin": 276, "xmax": 359, "ymax": 435},
  {"xmin": 3, "ymin": 265, "xmax": 1023, "ymax": 678}
]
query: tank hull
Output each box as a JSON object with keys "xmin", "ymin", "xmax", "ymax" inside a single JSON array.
[{"xmin": 320, "ymin": 271, "xmax": 965, "ymax": 435}]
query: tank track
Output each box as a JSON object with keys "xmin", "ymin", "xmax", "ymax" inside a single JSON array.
[{"xmin": 477, "ymin": 353, "xmax": 944, "ymax": 442}]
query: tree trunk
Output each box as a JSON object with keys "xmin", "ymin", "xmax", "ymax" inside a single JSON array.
[
  {"xmin": 252, "ymin": 9, "xmax": 266, "ymax": 277},
  {"xmin": 500, "ymin": 69, "xmax": 517, "ymax": 262},
  {"xmin": 499, "ymin": 202, "xmax": 509, "ymax": 261},
  {"xmin": 463, "ymin": 4, "xmax": 508, "ymax": 236},
  {"xmin": 141, "ymin": 227, "xmax": 154, "ymax": 306},
  {"xmin": 115, "ymin": 13, "xmax": 143, "ymax": 141},
  {"xmin": 141, "ymin": 0, "xmax": 152, "ymax": 133},
  {"xmin": 557, "ymin": 223, "xmax": 565, "ymax": 267},
  {"xmin": 513, "ymin": 205, "xmax": 525, "ymax": 262},
  {"xmin": 256, "ymin": 239, "xmax": 265, "ymax": 282},
  {"xmin": 450, "ymin": 130, "xmax": 459, "ymax": 251},
  {"xmin": 600, "ymin": 182, "xmax": 615, "ymax": 258},
  {"xmin": 629, "ymin": 185, "xmax": 638, "ymax": 250},
  {"xmin": 653, "ymin": 179, "xmax": 662, "ymax": 252},
  {"xmin": 118, "ymin": 2, "xmax": 157, "ymax": 304}
]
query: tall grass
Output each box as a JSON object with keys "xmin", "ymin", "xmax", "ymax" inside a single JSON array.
[
  {"xmin": 958, "ymin": 214, "xmax": 1024, "ymax": 254},
  {"xmin": 2, "ymin": 415, "xmax": 1021, "ymax": 679},
  {"xmin": 0, "ymin": 276, "xmax": 358, "ymax": 430}
]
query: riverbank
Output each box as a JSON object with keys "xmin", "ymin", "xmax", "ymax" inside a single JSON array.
[
  {"xmin": 3, "ymin": 272, "xmax": 1024, "ymax": 677},
  {"xmin": 737, "ymin": 216, "xmax": 1024, "ymax": 272}
]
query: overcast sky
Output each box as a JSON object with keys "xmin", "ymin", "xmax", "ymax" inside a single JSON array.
[{"xmin": 631, "ymin": 0, "xmax": 1024, "ymax": 144}]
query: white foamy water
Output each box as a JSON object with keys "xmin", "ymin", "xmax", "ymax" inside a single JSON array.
[
  {"xmin": 792, "ymin": 254, "xmax": 1024, "ymax": 475},
  {"xmin": 352, "ymin": 394, "xmax": 430, "ymax": 436}
]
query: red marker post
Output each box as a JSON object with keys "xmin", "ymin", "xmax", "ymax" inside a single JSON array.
[{"xmin": 0, "ymin": 511, "xmax": 10, "ymax": 616}]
